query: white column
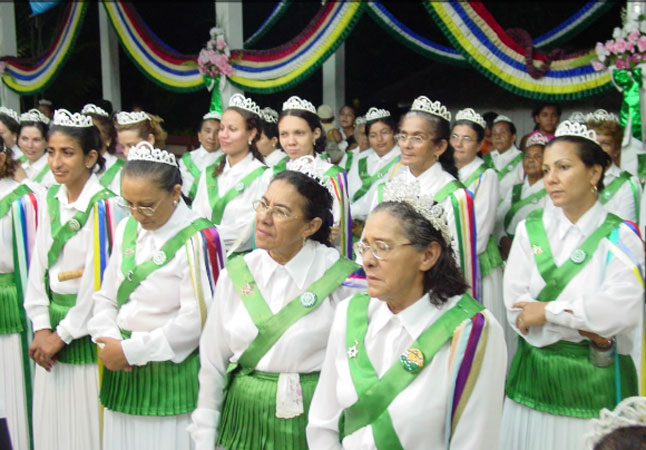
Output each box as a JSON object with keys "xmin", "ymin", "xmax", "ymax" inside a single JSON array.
[
  {"xmin": 98, "ymin": 5, "xmax": 122, "ymax": 111},
  {"xmin": 322, "ymin": 43, "xmax": 345, "ymax": 115},
  {"xmin": 216, "ymin": 2, "xmax": 243, "ymax": 106},
  {"xmin": 0, "ymin": 2, "xmax": 21, "ymax": 111}
]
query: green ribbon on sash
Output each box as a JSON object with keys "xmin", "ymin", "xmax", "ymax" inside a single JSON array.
[
  {"xmin": 600, "ymin": 171, "xmax": 641, "ymax": 220},
  {"xmin": 461, "ymin": 163, "xmax": 490, "ymax": 190},
  {"xmin": 352, "ymin": 156, "xmax": 401, "ymax": 203},
  {"xmin": 205, "ymin": 165, "xmax": 267, "ymax": 225},
  {"xmin": 99, "ymin": 158, "xmax": 124, "ymax": 189},
  {"xmin": 227, "ymin": 255, "xmax": 358, "ymax": 372},
  {"xmin": 0, "ymin": 185, "xmax": 30, "ymax": 220},
  {"xmin": 613, "ymin": 68, "xmax": 642, "ymax": 141},
  {"xmin": 504, "ymin": 185, "xmax": 547, "ymax": 232},
  {"xmin": 339, "ymin": 293, "xmax": 483, "ymax": 448},
  {"xmin": 434, "ymin": 180, "xmax": 463, "ymax": 203},
  {"xmin": 33, "ymin": 164, "xmax": 50, "ymax": 183},
  {"xmin": 272, "ymin": 155, "xmax": 289, "ymax": 176}
]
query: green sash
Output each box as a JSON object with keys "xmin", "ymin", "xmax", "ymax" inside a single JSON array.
[
  {"xmin": 0, "ymin": 185, "xmax": 31, "ymax": 220},
  {"xmin": 434, "ymin": 180, "xmax": 464, "ymax": 203},
  {"xmin": 183, "ymin": 153, "xmax": 224, "ymax": 201},
  {"xmin": 600, "ymin": 171, "xmax": 641, "ymax": 220},
  {"xmin": 345, "ymin": 149, "xmax": 356, "ymax": 172},
  {"xmin": 637, "ymin": 154, "xmax": 646, "ymax": 185},
  {"xmin": 99, "ymin": 158, "xmax": 124, "ymax": 189},
  {"xmin": 272, "ymin": 155, "xmax": 289, "ymax": 176},
  {"xmin": 227, "ymin": 255, "xmax": 358, "ymax": 372},
  {"xmin": 478, "ymin": 235, "xmax": 503, "ymax": 276},
  {"xmin": 205, "ymin": 164, "xmax": 267, "ymax": 225},
  {"xmin": 352, "ymin": 156, "xmax": 401, "ymax": 203},
  {"xmin": 461, "ymin": 162, "xmax": 490, "ymax": 190},
  {"xmin": 483, "ymin": 152, "xmax": 523, "ymax": 181},
  {"xmin": 33, "ymin": 164, "xmax": 50, "ymax": 183},
  {"xmin": 17, "ymin": 154, "xmax": 27, "ymax": 163},
  {"xmin": 504, "ymin": 184, "xmax": 547, "ymax": 232},
  {"xmin": 339, "ymin": 293, "xmax": 483, "ymax": 448}
]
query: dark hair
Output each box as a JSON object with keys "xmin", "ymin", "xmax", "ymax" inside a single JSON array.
[
  {"xmin": 122, "ymin": 159, "xmax": 191, "ymax": 205},
  {"xmin": 96, "ymin": 99, "xmax": 113, "ymax": 115},
  {"xmin": 0, "ymin": 114, "xmax": 19, "ymax": 136},
  {"xmin": 453, "ymin": 119, "xmax": 485, "ymax": 142},
  {"xmin": 402, "ymin": 111, "xmax": 459, "ymax": 178},
  {"xmin": 340, "ymin": 104, "xmax": 356, "ymax": 116},
  {"xmin": 482, "ymin": 111, "xmax": 498, "ymax": 130},
  {"xmin": 212, "ymin": 107, "xmax": 264, "ymax": 177},
  {"xmin": 365, "ymin": 116, "xmax": 396, "ymax": 137},
  {"xmin": 271, "ymin": 170, "xmax": 333, "ymax": 246},
  {"xmin": 371, "ymin": 201, "xmax": 469, "ymax": 305},
  {"xmin": 532, "ymin": 103, "xmax": 562, "ymax": 120},
  {"xmin": 594, "ymin": 426, "xmax": 646, "ymax": 450},
  {"xmin": 278, "ymin": 109, "xmax": 327, "ymax": 154},
  {"xmin": 87, "ymin": 113, "xmax": 117, "ymax": 155},
  {"xmin": 0, "ymin": 135, "xmax": 19, "ymax": 179},
  {"xmin": 19, "ymin": 120, "xmax": 49, "ymax": 141},
  {"xmin": 261, "ymin": 118, "xmax": 279, "ymax": 141},
  {"xmin": 546, "ymin": 135, "xmax": 611, "ymax": 191},
  {"xmin": 493, "ymin": 119, "xmax": 517, "ymax": 136},
  {"xmin": 48, "ymin": 124, "xmax": 106, "ymax": 174}
]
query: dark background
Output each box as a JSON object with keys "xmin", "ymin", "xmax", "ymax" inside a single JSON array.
[{"xmin": 12, "ymin": 1, "xmax": 624, "ymax": 135}]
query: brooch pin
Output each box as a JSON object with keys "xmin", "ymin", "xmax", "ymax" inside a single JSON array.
[
  {"xmin": 400, "ymin": 348, "xmax": 424, "ymax": 373},
  {"xmin": 570, "ymin": 248, "xmax": 586, "ymax": 264},
  {"xmin": 124, "ymin": 248, "xmax": 135, "ymax": 257},
  {"xmin": 153, "ymin": 250, "xmax": 167, "ymax": 265},
  {"xmin": 347, "ymin": 340, "xmax": 359, "ymax": 359},
  {"xmin": 235, "ymin": 182, "xmax": 245, "ymax": 192},
  {"xmin": 68, "ymin": 218, "xmax": 81, "ymax": 231},
  {"xmin": 300, "ymin": 291, "xmax": 317, "ymax": 308},
  {"xmin": 241, "ymin": 282, "xmax": 254, "ymax": 296},
  {"xmin": 531, "ymin": 245, "xmax": 543, "ymax": 256}
]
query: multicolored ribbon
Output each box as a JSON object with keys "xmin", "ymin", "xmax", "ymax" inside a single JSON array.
[
  {"xmin": 244, "ymin": 1, "xmax": 292, "ymax": 48},
  {"xmin": 613, "ymin": 68, "xmax": 643, "ymax": 141}
]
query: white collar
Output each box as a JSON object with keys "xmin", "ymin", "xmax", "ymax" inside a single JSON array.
[
  {"xmin": 27, "ymin": 152, "xmax": 48, "ymax": 169},
  {"xmin": 257, "ymin": 239, "xmax": 319, "ymax": 290},
  {"xmin": 136, "ymin": 200, "xmax": 194, "ymax": 249},
  {"xmin": 55, "ymin": 174, "xmax": 103, "ymax": 212},
  {"xmin": 458, "ymin": 156, "xmax": 485, "ymax": 180},
  {"xmin": 224, "ymin": 151, "xmax": 254, "ymax": 174},
  {"xmin": 555, "ymin": 201, "xmax": 606, "ymax": 241},
  {"xmin": 370, "ymin": 145, "xmax": 401, "ymax": 162},
  {"xmin": 408, "ymin": 160, "xmax": 443, "ymax": 182}
]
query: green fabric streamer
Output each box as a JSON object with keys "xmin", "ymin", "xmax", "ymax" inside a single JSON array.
[
  {"xmin": 613, "ymin": 68, "xmax": 643, "ymax": 141},
  {"xmin": 203, "ymin": 75, "xmax": 223, "ymax": 116}
]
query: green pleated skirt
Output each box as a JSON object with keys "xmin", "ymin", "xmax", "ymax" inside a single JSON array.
[
  {"xmin": 0, "ymin": 272, "xmax": 23, "ymax": 334},
  {"xmin": 217, "ymin": 370, "xmax": 320, "ymax": 450},
  {"xmin": 49, "ymin": 292, "xmax": 96, "ymax": 364}
]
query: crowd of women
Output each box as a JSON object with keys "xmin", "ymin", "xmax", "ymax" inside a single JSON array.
[{"xmin": 0, "ymin": 91, "xmax": 643, "ymax": 450}]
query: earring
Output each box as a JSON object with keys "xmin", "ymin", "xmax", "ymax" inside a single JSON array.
[
  {"xmin": 248, "ymin": 140, "xmax": 252, "ymax": 146},
  {"xmin": 86, "ymin": 164, "xmax": 92, "ymax": 169},
  {"xmin": 591, "ymin": 184, "xmax": 598, "ymax": 194},
  {"xmin": 173, "ymin": 199, "xmax": 178, "ymax": 206}
]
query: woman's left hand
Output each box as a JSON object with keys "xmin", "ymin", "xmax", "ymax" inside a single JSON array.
[
  {"xmin": 96, "ymin": 337, "xmax": 132, "ymax": 371},
  {"xmin": 329, "ymin": 226, "xmax": 340, "ymax": 244},
  {"xmin": 512, "ymin": 301, "xmax": 547, "ymax": 335}
]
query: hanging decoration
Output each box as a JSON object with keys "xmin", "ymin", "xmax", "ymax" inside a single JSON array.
[
  {"xmin": 244, "ymin": 0, "xmax": 292, "ymax": 48},
  {"xmin": 426, "ymin": 1, "xmax": 613, "ymax": 100},
  {"xmin": 1, "ymin": 2, "xmax": 87, "ymax": 95},
  {"xmin": 195, "ymin": 28, "xmax": 234, "ymax": 116}
]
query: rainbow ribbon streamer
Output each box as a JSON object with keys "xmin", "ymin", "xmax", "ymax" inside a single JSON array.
[
  {"xmin": 244, "ymin": 1, "xmax": 292, "ymax": 48},
  {"xmin": 1, "ymin": 2, "xmax": 87, "ymax": 95}
]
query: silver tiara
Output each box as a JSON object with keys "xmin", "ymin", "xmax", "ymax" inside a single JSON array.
[
  {"xmin": 555, "ymin": 120, "xmax": 598, "ymax": 143},
  {"xmin": 568, "ymin": 111, "xmax": 586, "ymax": 124},
  {"xmin": 0, "ymin": 106, "xmax": 19, "ymax": 123},
  {"xmin": 282, "ymin": 96, "xmax": 316, "ymax": 114},
  {"xmin": 585, "ymin": 109, "xmax": 619, "ymax": 124},
  {"xmin": 203, "ymin": 111, "xmax": 222, "ymax": 121},
  {"xmin": 525, "ymin": 133, "xmax": 549, "ymax": 148},
  {"xmin": 116, "ymin": 111, "xmax": 150, "ymax": 126},
  {"xmin": 382, "ymin": 179, "xmax": 452, "ymax": 245},
  {"xmin": 81, "ymin": 104, "xmax": 109, "ymax": 118},
  {"xmin": 260, "ymin": 107, "xmax": 278, "ymax": 124},
  {"xmin": 364, "ymin": 107, "xmax": 391, "ymax": 122},
  {"xmin": 38, "ymin": 99, "xmax": 52, "ymax": 107},
  {"xmin": 586, "ymin": 397, "xmax": 646, "ymax": 449},
  {"xmin": 493, "ymin": 114, "xmax": 513, "ymax": 125},
  {"xmin": 52, "ymin": 109, "xmax": 93, "ymax": 128},
  {"xmin": 20, "ymin": 108, "xmax": 50, "ymax": 125},
  {"xmin": 354, "ymin": 115, "xmax": 366, "ymax": 126},
  {"xmin": 286, "ymin": 155, "xmax": 335, "ymax": 197},
  {"xmin": 229, "ymin": 93, "xmax": 261, "ymax": 116},
  {"xmin": 128, "ymin": 141, "xmax": 177, "ymax": 166},
  {"xmin": 410, "ymin": 96, "xmax": 451, "ymax": 122},
  {"xmin": 455, "ymin": 108, "xmax": 486, "ymax": 129}
]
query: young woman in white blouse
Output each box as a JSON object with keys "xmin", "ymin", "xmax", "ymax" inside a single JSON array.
[
  {"xmin": 452, "ymin": 108, "xmax": 504, "ymax": 334},
  {"xmin": 500, "ymin": 121, "xmax": 644, "ymax": 450},
  {"xmin": 257, "ymin": 107, "xmax": 288, "ymax": 171},
  {"xmin": 88, "ymin": 142, "xmax": 225, "ymax": 450},
  {"xmin": 115, "ymin": 110, "xmax": 168, "ymax": 158},
  {"xmin": 192, "ymin": 94, "xmax": 270, "ymax": 255},
  {"xmin": 25, "ymin": 109, "xmax": 123, "ymax": 450},
  {"xmin": 81, "ymin": 103, "xmax": 123, "ymax": 193},
  {"xmin": 18, "ymin": 109, "xmax": 55, "ymax": 188},
  {"xmin": 307, "ymin": 189, "xmax": 506, "ymax": 449},
  {"xmin": 189, "ymin": 159, "xmax": 362, "ymax": 450}
]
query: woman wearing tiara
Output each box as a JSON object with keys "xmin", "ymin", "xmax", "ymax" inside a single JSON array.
[
  {"xmin": 25, "ymin": 109, "xmax": 124, "ymax": 450},
  {"xmin": 339, "ymin": 115, "xmax": 369, "ymax": 173},
  {"xmin": 487, "ymin": 115, "xmax": 524, "ymax": 200},
  {"xmin": 307, "ymin": 183, "xmax": 506, "ymax": 449},
  {"xmin": 192, "ymin": 94, "xmax": 270, "ymax": 255},
  {"xmin": 585, "ymin": 110, "xmax": 642, "ymax": 224},
  {"xmin": 82, "ymin": 103, "xmax": 123, "ymax": 193},
  {"xmin": 115, "ymin": 110, "xmax": 168, "ymax": 157},
  {"xmin": 257, "ymin": 107, "xmax": 288, "ymax": 171},
  {"xmin": 179, "ymin": 111, "xmax": 223, "ymax": 202},
  {"xmin": 0, "ymin": 134, "xmax": 39, "ymax": 450},
  {"xmin": 189, "ymin": 157, "xmax": 362, "ymax": 450},
  {"xmin": 0, "ymin": 106, "xmax": 25, "ymax": 162},
  {"xmin": 372, "ymin": 96, "xmax": 478, "ymax": 299},
  {"xmin": 19, "ymin": 109, "xmax": 56, "ymax": 188},
  {"xmin": 500, "ymin": 121, "xmax": 644, "ymax": 450},
  {"xmin": 89, "ymin": 142, "xmax": 225, "ymax": 450},
  {"xmin": 348, "ymin": 107, "xmax": 401, "ymax": 233},
  {"xmin": 452, "ymin": 108, "xmax": 505, "ymax": 337},
  {"xmin": 276, "ymin": 96, "xmax": 353, "ymax": 258}
]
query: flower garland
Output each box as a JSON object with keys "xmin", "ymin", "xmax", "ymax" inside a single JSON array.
[
  {"xmin": 592, "ymin": 12, "xmax": 646, "ymax": 71},
  {"xmin": 0, "ymin": 2, "xmax": 87, "ymax": 95},
  {"xmin": 196, "ymin": 28, "xmax": 234, "ymax": 115}
]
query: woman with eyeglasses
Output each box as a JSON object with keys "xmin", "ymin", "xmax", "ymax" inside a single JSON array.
[
  {"xmin": 500, "ymin": 122, "xmax": 644, "ymax": 450},
  {"xmin": 19, "ymin": 109, "xmax": 56, "ymax": 188},
  {"xmin": 189, "ymin": 158, "xmax": 363, "ymax": 450},
  {"xmin": 0, "ymin": 134, "xmax": 38, "ymax": 450},
  {"xmin": 192, "ymin": 94, "xmax": 271, "ymax": 256},
  {"xmin": 373, "ymin": 96, "xmax": 478, "ymax": 299},
  {"xmin": 307, "ymin": 187, "xmax": 506, "ymax": 449},
  {"xmin": 88, "ymin": 142, "xmax": 224, "ymax": 450},
  {"xmin": 451, "ymin": 109, "xmax": 505, "ymax": 341},
  {"xmin": 347, "ymin": 108, "xmax": 401, "ymax": 237},
  {"xmin": 24, "ymin": 109, "xmax": 124, "ymax": 450}
]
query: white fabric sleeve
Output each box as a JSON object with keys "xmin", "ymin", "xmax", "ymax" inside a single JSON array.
[
  {"xmin": 472, "ymin": 169, "xmax": 499, "ymax": 254},
  {"xmin": 24, "ymin": 202, "xmax": 52, "ymax": 332}
]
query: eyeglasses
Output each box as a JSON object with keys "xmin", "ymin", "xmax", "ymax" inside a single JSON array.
[
  {"xmin": 355, "ymin": 239, "xmax": 413, "ymax": 260},
  {"xmin": 394, "ymin": 134, "xmax": 429, "ymax": 146},
  {"xmin": 253, "ymin": 200, "xmax": 300, "ymax": 221},
  {"xmin": 450, "ymin": 134, "xmax": 475, "ymax": 144},
  {"xmin": 368, "ymin": 129, "xmax": 393, "ymax": 139},
  {"xmin": 117, "ymin": 197, "xmax": 164, "ymax": 217}
]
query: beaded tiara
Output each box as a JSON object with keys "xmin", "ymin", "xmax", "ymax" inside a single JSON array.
[
  {"xmin": 286, "ymin": 155, "xmax": 335, "ymax": 197},
  {"xmin": 128, "ymin": 141, "xmax": 177, "ymax": 166},
  {"xmin": 585, "ymin": 109, "xmax": 619, "ymax": 124},
  {"xmin": 203, "ymin": 111, "xmax": 222, "ymax": 121},
  {"xmin": 116, "ymin": 111, "xmax": 150, "ymax": 126},
  {"xmin": 20, "ymin": 108, "xmax": 51, "ymax": 125},
  {"xmin": 410, "ymin": 96, "xmax": 451, "ymax": 122},
  {"xmin": 525, "ymin": 133, "xmax": 549, "ymax": 148},
  {"xmin": 364, "ymin": 107, "xmax": 391, "ymax": 122},
  {"xmin": 81, "ymin": 104, "xmax": 109, "ymax": 118},
  {"xmin": 52, "ymin": 109, "xmax": 93, "ymax": 127},
  {"xmin": 260, "ymin": 107, "xmax": 279, "ymax": 124},
  {"xmin": 0, "ymin": 106, "xmax": 19, "ymax": 123},
  {"xmin": 493, "ymin": 114, "xmax": 513, "ymax": 125},
  {"xmin": 554, "ymin": 120, "xmax": 598, "ymax": 143},
  {"xmin": 455, "ymin": 108, "xmax": 487, "ymax": 129},
  {"xmin": 568, "ymin": 111, "xmax": 586, "ymax": 124},
  {"xmin": 282, "ymin": 96, "xmax": 316, "ymax": 114},
  {"xmin": 229, "ymin": 93, "xmax": 261, "ymax": 116}
]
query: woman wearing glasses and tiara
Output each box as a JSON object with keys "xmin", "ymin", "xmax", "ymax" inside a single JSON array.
[
  {"xmin": 189, "ymin": 156, "xmax": 363, "ymax": 450},
  {"xmin": 307, "ymin": 181, "xmax": 506, "ymax": 449},
  {"xmin": 89, "ymin": 142, "xmax": 224, "ymax": 450}
]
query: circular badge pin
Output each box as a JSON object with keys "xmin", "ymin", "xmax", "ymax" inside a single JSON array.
[
  {"xmin": 126, "ymin": 270, "xmax": 134, "ymax": 282},
  {"xmin": 235, "ymin": 182, "xmax": 245, "ymax": 192},
  {"xmin": 570, "ymin": 248, "xmax": 587, "ymax": 264},
  {"xmin": 400, "ymin": 348, "xmax": 424, "ymax": 373},
  {"xmin": 68, "ymin": 218, "xmax": 81, "ymax": 231},
  {"xmin": 300, "ymin": 291, "xmax": 317, "ymax": 308},
  {"xmin": 124, "ymin": 248, "xmax": 135, "ymax": 257},
  {"xmin": 531, "ymin": 197, "xmax": 539, "ymax": 204},
  {"xmin": 153, "ymin": 251, "xmax": 167, "ymax": 266},
  {"xmin": 241, "ymin": 283, "xmax": 254, "ymax": 296}
]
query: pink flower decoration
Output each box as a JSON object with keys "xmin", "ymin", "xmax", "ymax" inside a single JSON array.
[
  {"xmin": 616, "ymin": 39, "xmax": 628, "ymax": 53},
  {"xmin": 591, "ymin": 60, "xmax": 606, "ymax": 71},
  {"xmin": 616, "ymin": 58, "xmax": 629, "ymax": 69},
  {"xmin": 216, "ymin": 37, "xmax": 227, "ymax": 50},
  {"xmin": 629, "ymin": 30, "xmax": 640, "ymax": 44},
  {"xmin": 605, "ymin": 40, "xmax": 616, "ymax": 54},
  {"xmin": 638, "ymin": 36, "xmax": 646, "ymax": 52}
]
